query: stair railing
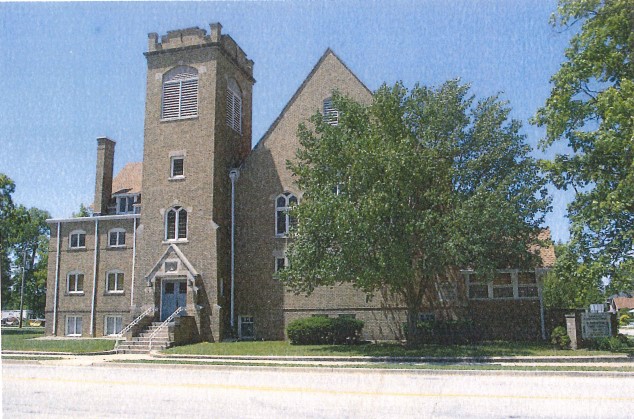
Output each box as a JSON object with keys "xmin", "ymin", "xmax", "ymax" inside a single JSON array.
[
  {"xmin": 117, "ymin": 306, "xmax": 156, "ymax": 338},
  {"xmin": 148, "ymin": 306, "xmax": 183, "ymax": 350}
]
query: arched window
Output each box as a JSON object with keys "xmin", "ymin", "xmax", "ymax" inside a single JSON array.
[
  {"xmin": 108, "ymin": 228, "xmax": 126, "ymax": 248},
  {"xmin": 106, "ymin": 270, "xmax": 124, "ymax": 294},
  {"xmin": 69, "ymin": 230, "xmax": 86, "ymax": 249},
  {"xmin": 275, "ymin": 192, "xmax": 298, "ymax": 237},
  {"xmin": 165, "ymin": 206, "xmax": 188, "ymax": 240},
  {"xmin": 226, "ymin": 78, "xmax": 242, "ymax": 133},
  {"xmin": 67, "ymin": 271, "xmax": 84, "ymax": 294},
  {"xmin": 162, "ymin": 66, "xmax": 198, "ymax": 120},
  {"xmin": 323, "ymin": 97, "xmax": 339, "ymax": 126}
]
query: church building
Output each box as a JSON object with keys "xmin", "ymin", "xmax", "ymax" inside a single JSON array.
[{"xmin": 44, "ymin": 23, "xmax": 554, "ymax": 347}]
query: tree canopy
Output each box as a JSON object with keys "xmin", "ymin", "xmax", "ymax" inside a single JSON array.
[
  {"xmin": 0, "ymin": 173, "xmax": 50, "ymax": 315},
  {"xmin": 281, "ymin": 81, "xmax": 550, "ymax": 344},
  {"xmin": 533, "ymin": 0, "xmax": 634, "ymax": 291}
]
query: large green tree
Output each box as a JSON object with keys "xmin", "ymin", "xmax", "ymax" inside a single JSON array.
[
  {"xmin": 533, "ymin": 0, "xmax": 634, "ymax": 290},
  {"xmin": 542, "ymin": 242, "xmax": 604, "ymax": 309},
  {"xmin": 9, "ymin": 206, "xmax": 50, "ymax": 316},
  {"xmin": 0, "ymin": 173, "xmax": 50, "ymax": 313},
  {"xmin": 0, "ymin": 174, "xmax": 17, "ymax": 305},
  {"xmin": 281, "ymin": 81, "xmax": 550, "ymax": 344}
]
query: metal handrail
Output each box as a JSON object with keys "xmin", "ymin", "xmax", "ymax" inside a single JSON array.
[
  {"xmin": 117, "ymin": 306, "xmax": 155, "ymax": 338},
  {"xmin": 148, "ymin": 306, "xmax": 183, "ymax": 349}
]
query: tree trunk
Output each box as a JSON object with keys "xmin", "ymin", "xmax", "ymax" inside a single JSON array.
[{"xmin": 405, "ymin": 304, "xmax": 422, "ymax": 347}]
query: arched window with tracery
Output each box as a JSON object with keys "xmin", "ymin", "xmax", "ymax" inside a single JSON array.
[
  {"xmin": 275, "ymin": 192, "xmax": 298, "ymax": 237},
  {"xmin": 165, "ymin": 206, "xmax": 188, "ymax": 240}
]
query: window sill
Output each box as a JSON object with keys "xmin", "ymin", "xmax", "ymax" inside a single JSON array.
[
  {"xmin": 68, "ymin": 247, "xmax": 87, "ymax": 251},
  {"xmin": 66, "ymin": 292, "xmax": 85, "ymax": 296},
  {"xmin": 168, "ymin": 176, "xmax": 186, "ymax": 182},
  {"xmin": 161, "ymin": 115, "xmax": 198, "ymax": 123},
  {"xmin": 163, "ymin": 239, "xmax": 188, "ymax": 244},
  {"xmin": 107, "ymin": 246, "xmax": 127, "ymax": 250},
  {"xmin": 274, "ymin": 234, "xmax": 289, "ymax": 239}
]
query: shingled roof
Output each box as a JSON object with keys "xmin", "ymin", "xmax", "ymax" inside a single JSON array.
[{"xmin": 112, "ymin": 162, "xmax": 142, "ymax": 195}]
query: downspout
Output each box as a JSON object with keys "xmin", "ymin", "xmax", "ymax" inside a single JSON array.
[
  {"xmin": 229, "ymin": 168, "xmax": 239, "ymax": 331},
  {"xmin": 53, "ymin": 222, "xmax": 61, "ymax": 335},
  {"xmin": 90, "ymin": 219, "xmax": 99, "ymax": 337},
  {"xmin": 130, "ymin": 216, "xmax": 137, "ymax": 309},
  {"xmin": 538, "ymin": 271, "xmax": 546, "ymax": 340}
]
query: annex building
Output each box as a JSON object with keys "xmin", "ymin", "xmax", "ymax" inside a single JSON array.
[{"xmin": 44, "ymin": 23, "xmax": 555, "ymax": 345}]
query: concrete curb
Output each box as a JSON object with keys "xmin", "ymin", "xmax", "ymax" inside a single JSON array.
[{"xmin": 152, "ymin": 352, "xmax": 634, "ymax": 364}]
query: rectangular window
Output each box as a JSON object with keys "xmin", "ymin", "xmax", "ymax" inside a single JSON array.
[
  {"xmin": 239, "ymin": 315, "xmax": 254, "ymax": 339},
  {"xmin": 70, "ymin": 232, "xmax": 86, "ymax": 249},
  {"xmin": 68, "ymin": 273, "xmax": 84, "ymax": 294},
  {"xmin": 492, "ymin": 273, "xmax": 513, "ymax": 299},
  {"xmin": 109, "ymin": 230, "xmax": 126, "ymax": 247},
  {"xmin": 171, "ymin": 157, "xmax": 184, "ymax": 178},
  {"xmin": 115, "ymin": 195, "xmax": 138, "ymax": 215},
  {"xmin": 275, "ymin": 257, "xmax": 286, "ymax": 273},
  {"xmin": 66, "ymin": 316, "xmax": 82, "ymax": 336},
  {"xmin": 106, "ymin": 272, "xmax": 124, "ymax": 293},
  {"xmin": 104, "ymin": 316, "xmax": 123, "ymax": 336}
]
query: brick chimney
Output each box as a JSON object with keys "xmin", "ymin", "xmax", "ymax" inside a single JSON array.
[{"xmin": 94, "ymin": 137, "xmax": 116, "ymax": 216}]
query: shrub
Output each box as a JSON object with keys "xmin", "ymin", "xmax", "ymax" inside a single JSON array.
[
  {"xmin": 550, "ymin": 326, "xmax": 571, "ymax": 349},
  {"xmin": 286, "ymin": 317, "xmax": 364, "ymax": 345},
  {"xmin": 586, "ymin": 336, "xmax": 626, "ymax": 352},
  {"xmin": 619, "ymin": 314, "xmax": 631, "ymax": 326}
]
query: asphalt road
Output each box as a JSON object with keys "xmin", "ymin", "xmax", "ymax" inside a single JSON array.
[{"xmin": 3, "ymin": 363, "xmax": 633, "ymax": 418}]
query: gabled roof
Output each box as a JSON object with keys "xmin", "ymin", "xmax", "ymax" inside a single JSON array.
[
  {"xmin": 112, "ymin": 162, "xmax": 142, "ymax": 195},
  {"xmin": 253, "ymin": 48, "xmax": 372, "ymax": 151}
]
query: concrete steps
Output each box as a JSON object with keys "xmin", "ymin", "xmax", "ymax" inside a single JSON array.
[{"xmin": 116, "ymin": 322, "xmax": 173, "ymax": 354}]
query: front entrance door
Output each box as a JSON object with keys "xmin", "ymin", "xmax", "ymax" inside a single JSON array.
[{"xmin": 161, "ymin": 280, "xmax": 187, "ymax": 321}]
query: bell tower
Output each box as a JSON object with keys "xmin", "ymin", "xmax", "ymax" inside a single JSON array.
[{"xmin": 133, "ymin": 23, "xmax": 254, "ymax": 341}]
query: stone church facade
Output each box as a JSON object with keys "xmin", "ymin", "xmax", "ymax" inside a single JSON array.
[{"xmin": 44, "ymin": 23, "xmax": 554, "ymax": 343}]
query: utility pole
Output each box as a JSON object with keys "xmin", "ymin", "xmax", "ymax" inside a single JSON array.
[{"xmin": 18, "ymin": 247, "xmax": 27, "ymax": 328}]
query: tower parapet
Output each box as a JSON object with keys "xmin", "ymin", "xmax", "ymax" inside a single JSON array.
[{"xmin": 147, "ymin": 22, "xmax": 253, "ymax": 77}]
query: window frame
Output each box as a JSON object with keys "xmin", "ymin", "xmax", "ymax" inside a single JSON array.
[
  {"xmin": 170, "ymin": 156, "xmax": 185, "ymax": 179},
  {"xmin": 164, "ymin": 206, "xmax": 188, "ymax": 241},
  {"xmin": 275, "ymin": 192, "xmax": 298, "ymax": 237},
  {"xmin": 106, "ymin": 270, "xmax": 125, "ymax": 294},
  {"xmin": 69, "ymin": 230, "xmax": 86, "ymax": 249},
  {"xmin": 238, "ymin": 315, "xmax": 254, "ymax": 340},
  {"xmin": 67, "ymin": 271, "xmax": 84, "ymax": 294},
  {"xmin": 104, "ymin": 315, "xmax": 123, "ymax": 336},
  {"xmin": 466, "ymin": 271, "xmax": 540, "ymax": 301},
  {"xmin": 115, "ymin": 194, "xmax": 138, "ymax": 215},
  {"xmin": 161, "ymin": 66, "xmax": 199, "ymax": 121},
  {"xmin": 108, "ymin": 228, "xmax": 126, "ymax": 248},
  {"xmin": 65, "ymin": 315, "xmax": 83, "ymax": 337}
]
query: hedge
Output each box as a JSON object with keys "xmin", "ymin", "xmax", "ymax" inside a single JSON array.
[{"xmin": 286, "ymin": 317, "xmax": 364, "ymax": 345}]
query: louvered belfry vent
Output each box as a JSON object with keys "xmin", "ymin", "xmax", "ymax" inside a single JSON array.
[
  {"xmin": 226, "ymin": 78, "xmax": 242, "ymax": 134},
  {"xmin": 162, "ymin": 66, "xmax": 199, "ymax": 120}
]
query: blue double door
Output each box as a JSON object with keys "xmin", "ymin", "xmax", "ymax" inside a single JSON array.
[{"xmin": 161, "ymin": 280, "xmax": 187, "ymax": 321}]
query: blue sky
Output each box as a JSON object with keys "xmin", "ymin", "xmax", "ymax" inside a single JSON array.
[{"xmin": 0, "ymin": 0, "xmax": 575, "ymax": 242}]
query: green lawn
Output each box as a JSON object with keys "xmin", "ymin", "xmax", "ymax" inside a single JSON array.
[
  {"xmin": 1, "ymin": 327, "xmax": 116, "ymax": 353},
  {"xmin": 164, "ymin": 340, "xmax": 629, "ymax": 357}
]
